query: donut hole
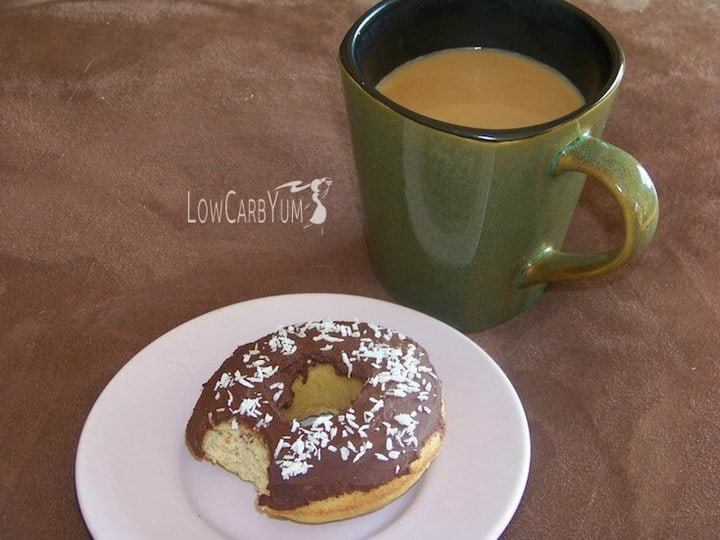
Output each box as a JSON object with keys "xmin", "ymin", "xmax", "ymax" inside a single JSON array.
[{"xmin": 280, "ymin": 363, "xmax": 364, "ymax": 423}]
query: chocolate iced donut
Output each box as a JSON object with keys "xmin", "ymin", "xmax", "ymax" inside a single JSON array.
[{"xmin": 185, "ymin": 319, "xmax": 445, "ymax": 523}]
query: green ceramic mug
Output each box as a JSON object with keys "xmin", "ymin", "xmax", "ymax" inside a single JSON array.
[{"xmin": 339, "ymin": 0, "xmax": 659, "ymax": 331}]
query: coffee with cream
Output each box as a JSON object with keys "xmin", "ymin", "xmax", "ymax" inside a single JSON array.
[{"xmin": 377, "ymin": 48, "xmax": 585, "ymax": 129}]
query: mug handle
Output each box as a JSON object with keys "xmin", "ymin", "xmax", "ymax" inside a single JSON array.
[{"xmin": 516, "ymin": 135, "xmax": 659, "ymax": 288}]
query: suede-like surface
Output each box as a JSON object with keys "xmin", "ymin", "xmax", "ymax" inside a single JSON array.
[{"xmin": 0, "ymin": 0, "xmax": 717, "ymax": 537}]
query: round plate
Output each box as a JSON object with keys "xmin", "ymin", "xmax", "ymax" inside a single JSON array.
[{"xmin": 76, "ymin": 294, "xmax": 530, "ymax": 539}]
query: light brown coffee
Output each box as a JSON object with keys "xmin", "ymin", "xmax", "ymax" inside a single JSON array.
[{"xmin": 376, "ymin": 48, "xmax": 585, "ymax": 129}]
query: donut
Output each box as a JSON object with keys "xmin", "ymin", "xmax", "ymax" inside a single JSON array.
[{"xmin": 185, "ymin": 319, "xmax": 446, "ymax": 523}]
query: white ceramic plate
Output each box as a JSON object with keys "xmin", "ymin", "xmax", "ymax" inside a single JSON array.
[{"xmin": 76, "ymin": 294, "xmax": 530, "ymax": 539}]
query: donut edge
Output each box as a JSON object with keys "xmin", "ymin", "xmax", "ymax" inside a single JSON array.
[{"xmin": 262, "ymin": 401, "xmax": 446, "ymax": 524}]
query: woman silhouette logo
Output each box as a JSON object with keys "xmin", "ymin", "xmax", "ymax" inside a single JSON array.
[{"xmin": 274, "ymin": 177, "xmax": 332, "ymax": 230}]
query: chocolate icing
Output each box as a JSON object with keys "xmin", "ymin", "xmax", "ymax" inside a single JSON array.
[{"xmin": 185, "ymin": 320, "xmax": 445, "ymax": 511}]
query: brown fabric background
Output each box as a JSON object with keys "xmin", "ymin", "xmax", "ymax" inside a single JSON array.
[{"xmin": 0, "ymin": 0, "xmax": 718, "ymax": 537}]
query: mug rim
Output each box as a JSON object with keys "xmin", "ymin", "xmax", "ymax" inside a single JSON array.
[{"xmin": 339, "ymin": 0, "xmax": 625, "ymax": 142}]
